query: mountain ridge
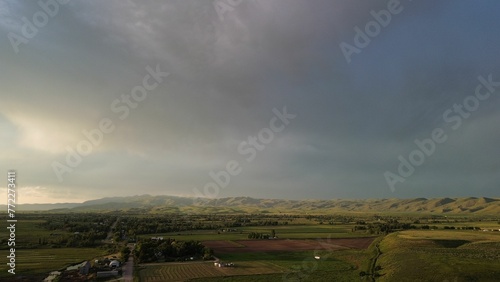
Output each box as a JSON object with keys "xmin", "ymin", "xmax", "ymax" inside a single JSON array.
[{"xmin": 4, "ymin": 195, "xmax": 500, "ymax": 214}]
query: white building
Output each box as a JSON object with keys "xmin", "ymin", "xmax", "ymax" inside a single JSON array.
[{"xmin": 109, "ymin": 260, "xmax": 120, "ymax": 268}]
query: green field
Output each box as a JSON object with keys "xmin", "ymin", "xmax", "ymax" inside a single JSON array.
[
  {"xmin": 0, "ymin": 211, "xmax": 498, "ymax": 281},
  {"xmin": 377, "ymin": 230, "xmax": 500, "ymax": 281},
  {"xmin": 0, "ymin": 219, "xmax": 72, "ymax": 247},
  {"xmin": 0, "ymin": 217, "xmax": 108, "ymax": 280},
  {"xmin": 204, "ymin": 250, "xmax": 371, "ymax": 282},
  {"xmin": 139, "ymin": 224, "xmax": 375, "ymax": 241},
  {"xmin": 137, "ymin": 261, "xmax": 285, "ymax": 281},
  {"xmin": 136, "ymin": 223, "xmax": 378, "ymax": 281},
  {"xmin": 0, "ymin": 248, "xmax": 107, "ymax": 280},
  {"xmin": 181, "ymin": 229, "xmax": 500, "ymax": 282},
  {"xmin": 136, "ymin": 249, "xmax": 371, "ymax": 282}
]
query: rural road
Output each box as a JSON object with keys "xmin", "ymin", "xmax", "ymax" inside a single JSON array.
[
  {"xmin": 122, "ymin": 244, "xmax": 135, "ymax": 282},
  {"xmin": 104, "ymin": 217, "xmax": 119, "ymax": 243},
  {"xmin": 123, "ymin": 256, "xmax": 134, "ymax": 281}
]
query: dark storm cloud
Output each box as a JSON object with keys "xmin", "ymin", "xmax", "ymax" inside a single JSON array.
[{"xmin": 0, "ymin": 0, "xmax": 498, "ymax": 202}]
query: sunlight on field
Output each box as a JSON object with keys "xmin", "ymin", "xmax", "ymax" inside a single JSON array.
[
  {"xmin": 398, "ymin": 229, "xmax": 500, "ymax": 242},
  {"xmin": 378, "ymin": 230, "xmax": 500, "ymax": 282},
  {"xmin": 138, "ymin": 261, "xmax": 285, "ymax": 281}
]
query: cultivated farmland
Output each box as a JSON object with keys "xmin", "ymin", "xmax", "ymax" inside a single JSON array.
[
  {"xmin": 1, "ymin": 203, "xmax": 498, "ymax": 281},
  {"xmin": 0, "ymin": 248, "xmax": 107, "ymax": 280},
  {"xmin": 203, "ymin": 237, "xmax": 374, "ymax": 253},
  {"xmin": 137, "ymin": 261, "xmax": 285, "ymax": 281}
]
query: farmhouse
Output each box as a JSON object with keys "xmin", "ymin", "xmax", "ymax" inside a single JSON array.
[{"xmin": 109, "ymin": 260, "xmax": 120, "ymax": 268}]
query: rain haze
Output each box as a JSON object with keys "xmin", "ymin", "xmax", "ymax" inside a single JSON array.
[{"xmin": 0, "ymin": 0, "xmax": 499, "ymax": 203}]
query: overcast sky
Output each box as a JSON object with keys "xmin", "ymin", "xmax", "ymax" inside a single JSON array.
[{"xmin": 1, "ymin": 0, "xmax": 499, "ymax": 203}]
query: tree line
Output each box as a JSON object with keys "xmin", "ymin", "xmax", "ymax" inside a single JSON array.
[{"xmin": 134, "ymin": 238, "xmax": 213, "ymax": 263}]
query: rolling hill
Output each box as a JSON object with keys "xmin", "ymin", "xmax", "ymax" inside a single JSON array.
[{"xmin": 5, "ymin": 195, "xmax": 500, "ymax": 214}]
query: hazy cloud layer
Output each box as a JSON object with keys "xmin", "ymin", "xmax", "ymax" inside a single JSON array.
[{"xmin": 0, "ymin": 0, "xmax": 499, "ymax": 203}]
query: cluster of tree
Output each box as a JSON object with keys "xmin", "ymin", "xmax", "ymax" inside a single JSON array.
[
  {"xmin": 64, "ymin": 232, "xmax": 105, "ymax": 247},
  {"xmin": 311, "ymin": 215, "xmax": 355, "ymax": 224},
  {"xmin": 247, "ymin": 230, "xmax": 276, "ymax": 239},
  {"xmin": 134, "ymin": 238, "xmax": 213, "ymax": 263},
  {"xmin": 113, "ymin": 215, "xmax": 292, "ymax": 238},
  {"xmin": 353, "ymin": 222, "xmax": 485, "ymax": 234},
  {"xmin": 33, "ymin": 214, "xmax": 116, "ymax": 248},
  {"xmin": 247, "ymin": 232, "xmax": 271, "ymax": 239},
  {"xmin": 353, "ymin": 221, "xmax": 418, "ymax": 234},
  {"xmin": 114, "ymin": 215, "xmax": 233, "ymax": 235},
  {"xmin": 443, "ymin": 226, "xmax": 481, "ymax": 230},
  {"xmin": 41, "ymin": 214, "xmax": 116, "ymax": 231},
  {"xmin": 38, "ymin": 214, "xmax": 116, "ymax": 247},
  {"xmin": 121, "ymin": 246, "xmax": 131, "ymax": 262},
  {"xmin": 419, "ymin": 225, "xmax": 438, "ymax": 230},
  {"xmin": 255, "ymin": 221, "xmax": 280, "ymax": 226},
  {"xmin": 31, "ymin": 231, "xmax": 105, "ymax": 248}
]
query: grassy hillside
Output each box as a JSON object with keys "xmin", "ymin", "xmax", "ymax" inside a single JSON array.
[
  {"xmin": 377, "ymin": 230, "xmax": 500, "ymax": 281},
  {"xmin": 4, "ymin": 195, "xmax": 500, "ymax": 215}
]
